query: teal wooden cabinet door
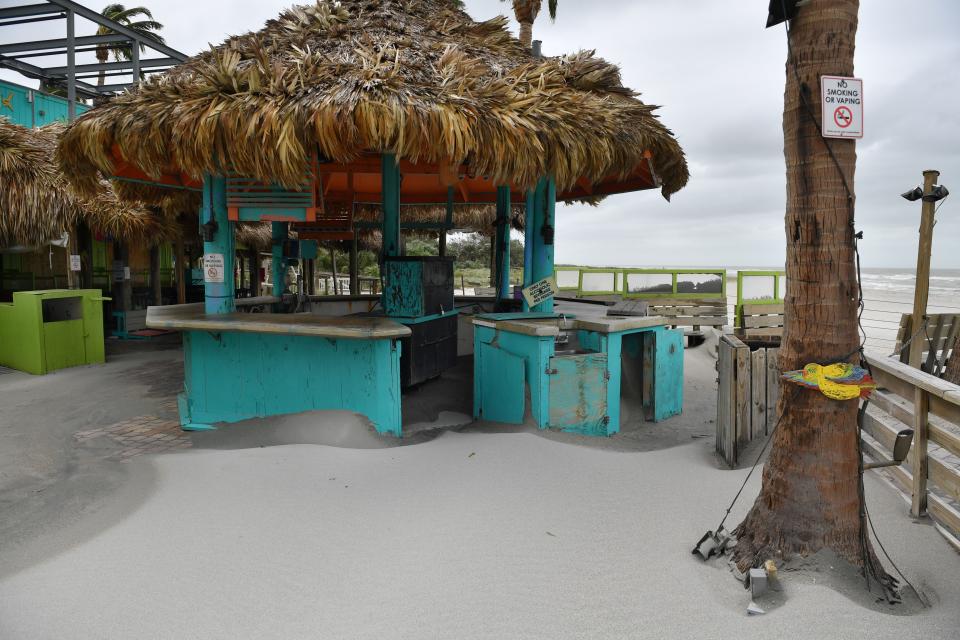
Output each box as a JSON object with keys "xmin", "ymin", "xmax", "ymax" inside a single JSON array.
[
  {"xmin": 654, "ymin": 329, "xmax": 684, "ymax": 421},
  {"xmin": 548, "ymin": 353, "xmax": 608, "ymax": 435},
  {"xmin": 478, "ymin": 343, "xmax": 526, "ymax": 424}
]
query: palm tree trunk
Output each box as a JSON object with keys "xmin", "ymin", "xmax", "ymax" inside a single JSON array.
[
  {"xmin": 731, "ymin": 0, "xmax": 885, "ymax": 580},
  {"xmin": 518, "ymin": 20, "xmax": 533, "ymax": 48},
  {"xmin": 944, "ymin": 333, "xmax": 960, "ymax": 385}
]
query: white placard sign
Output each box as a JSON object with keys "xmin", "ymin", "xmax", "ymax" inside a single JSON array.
[
  {"xmin": 522, "ymin": 277, "xmax": 559, "ymax": 307},
  {"xmin": 821, "ymin": 76, "xmax": 863, "ymax": 139},
  {"xmin": 203, "ymin": 253, "xmax": 225, "ymax": 283},
  {"xmin": 69, "ymin": 254, "xmax": 81, "ymax": 272}
]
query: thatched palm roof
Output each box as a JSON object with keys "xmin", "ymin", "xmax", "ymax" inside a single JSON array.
[
  {"xmin": 0, "ymin": 118, "xmax": 175, "ymax": 249},
  {"xmin": 58, "ymin": 0, "xmax": 688, "ymax": 204}
]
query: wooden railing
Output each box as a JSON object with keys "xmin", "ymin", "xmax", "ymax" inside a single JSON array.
[{"xmin": 863, "ymin": 352, "xmax": 960, "ymax": 539}]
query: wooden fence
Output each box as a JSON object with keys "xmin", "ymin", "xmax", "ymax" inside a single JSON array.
[
  {"xmin": 894, "ymin": 313, "xmax": 959, "ymax": 378},
  {"xmin": 862, "ymin": 353, "xmax": 960, "ymax": 540},
  {"xmin": 716, "ymin": 334, "xmax": 780, "ymax": 467}
]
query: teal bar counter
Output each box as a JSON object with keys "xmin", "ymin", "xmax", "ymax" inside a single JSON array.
[
  {"xmin": 147, "ymin": 304, "xmax": 410, "ymax": 435},
  {"xmin": 472, "ymin": 314, "xmax": 683, "ymax": 436}
]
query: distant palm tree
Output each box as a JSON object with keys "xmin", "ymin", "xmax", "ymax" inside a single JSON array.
[
  {"xmin": 502, "ymin": 0, "xmax": 557, "ymax": 49},
  {"xmin": 96, "ymin": 4, "xmax": 166, "ymax": 88}
]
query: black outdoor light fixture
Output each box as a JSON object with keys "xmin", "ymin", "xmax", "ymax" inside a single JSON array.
[
  {"xmin": 863, "ymin": 428, "xmax": 915, "ymax": 470},
  {"xmin": 901, "ymin": 186, "xmax": 924, "ymax": 202},
  {"xmin": 901, "ymin": 184, "xmax": 949, "ymax": 203}
]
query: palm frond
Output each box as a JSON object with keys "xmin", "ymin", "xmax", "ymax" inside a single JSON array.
[{"xmin": 60, "ymin": 0, "xmax": 688, "ymax": 205}]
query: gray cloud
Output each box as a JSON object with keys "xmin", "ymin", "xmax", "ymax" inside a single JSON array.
[{"xmin": 2, "ymin": 0, "xmax": 957, "ymax": 267}]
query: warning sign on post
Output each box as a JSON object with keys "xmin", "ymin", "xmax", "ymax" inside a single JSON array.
[
  {"xmin": 203, "ymin": 253, "xmax": 225, "ymax": 284},
  {"xmin": 69, "ymin": 255, "xmax": 81, "ymax": 272},
  {"xmin": 522, "ymin": 277, "xmax": 559, "ymax": 308},
  {"xmin": 821, "ymin": 76, "xmax": 863, "ymax": 139}
]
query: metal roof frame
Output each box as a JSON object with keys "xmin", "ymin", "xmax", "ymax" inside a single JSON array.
[{"xmin": 0, "ymin": 0, "xmax": 187, "ymax": 119}]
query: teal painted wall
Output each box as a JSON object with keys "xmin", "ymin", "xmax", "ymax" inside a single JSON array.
[
  {"xmin": 180, "ymin": 330, "xmax": 403, "ymax": 435},
  {"xmin": 0, "ymin": 80, "xmax": 89, "ymax": 128}
]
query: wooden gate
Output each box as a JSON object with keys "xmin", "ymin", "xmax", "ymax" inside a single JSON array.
[{"xmin": 716, "ymin": 334, "xmax": 780, "ymax": 467}]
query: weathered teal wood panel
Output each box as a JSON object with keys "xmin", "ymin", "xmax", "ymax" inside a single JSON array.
[
  {"xmin": 0, "ymin": 80, "xmax": 88, "ymax": 128},
  {"xmin": 383, "ymin": 261, "xmax": 422, "ymax": 317},
  {"xmin": 472, "ymin": 324, "xmax": 553, "ymax": 427},
  {"xmin": 548, "ymin": 353, "xmax": 608, "ymax": 435},
  {"xmin": 180, "ymin": 330, "xmax": 402, "ymax": 435},
  {"xmin": 654, "ymin": 328, "xmax": 684, "ymax": 421},
  {"xmin": 477, "ymin": 343, "xmax": 525, "ymax": 423}
]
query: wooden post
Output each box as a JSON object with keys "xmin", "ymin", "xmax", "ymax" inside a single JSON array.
[
  {"xmin": 201, "ymin": 175, "xmax": 236, "ymax": 314},
  {"xmin": 271, "ymin": 222, "xmax": 286, "ymax": 297},
  {"xmin": 522, "ymin": 189, "xmax": 535, "ymax": 311},
  {"xmin": 911, "ymin": 388, "xmax": 930, "ymax": 517},
  {"xmin": 247, "ymin": 247, "xmax": 259, "ymax": 297},
  {"xmin": 381, "ymin": 154, "xmax": 401, "ymax": 258},
  {"xmin": 495, "ymin": 185, "xmax": 511, "ymax": 300},
  {"xmin": 530, "ymin": 177, "xmax": 556, "ymax": 313},
  {"xmin": 149, "ymin": 245, "xmax": 162, "ymax": 306},
  {"xmin": 329, "ymin": 245, "xmax": 339, "ymax": 296},
  {"xmin": 349, "ymin": 233, "xmax": 359, "ymax": 295},
  {"xmin": 65, "ymin": 227, "xmax": 77, "ymax": 289},
  {"xmin": 908, "ymin": 169, "xmax": 940, "ymax": 370},
  {"xmin": 175, "ymin": 235, "xmax": 187, "ymax": 305}
]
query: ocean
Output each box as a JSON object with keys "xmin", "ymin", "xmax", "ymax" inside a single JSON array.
[{"xmin": 727, "ymin": 268, "xmax": 960, "ymax": 353}]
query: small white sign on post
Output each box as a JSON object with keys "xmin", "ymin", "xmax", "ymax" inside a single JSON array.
[
  {"xmin": 69, "ymin": 255, "xmax": 81, "ymax": 272},
  {"xmin": 203, "ymin": 253, "xmax": 225, "ymax": 284},
  {"xmin": 522, "ymin": 276, "xmax": 559, "ymax": 308},
  {"xmin": 821, "ymin": 76, "xmax": 863, "ymax": 139}
]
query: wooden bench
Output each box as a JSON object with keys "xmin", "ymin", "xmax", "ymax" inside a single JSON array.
[
  {"xmin": 609, "ymin": 297, "xmax": 727, "ymax": 346},
  {"xmin": 895, "ymin": 313, "xmax": 960, "ymax": 378},
  {"xmin": 737, "ymin": 303, "xmax": 784, "ymax": 340}
]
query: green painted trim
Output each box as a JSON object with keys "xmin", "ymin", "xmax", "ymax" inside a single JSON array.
[
  {"xmin": 576, "ymin": 268, "xmax": 621, "ymax": 296},
  {"xmin": 621, "ymin": 268, "xmax": 726, "ymax": 300},
  {"xmin": 734, "ymin": 270, "xmax": 786, "ymax": 327}
]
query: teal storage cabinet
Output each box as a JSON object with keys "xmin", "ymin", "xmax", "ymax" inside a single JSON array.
[
  {"xmin": 0, "ymin": 289, "xmax": 109, "ymax": 375},
  {"xmin": 383, "ymin": 257, "xmax": 454, "ymax": 318},
  {"xmin": 472, "ymin": 315, "xmax": 683, "ymax": 436}
]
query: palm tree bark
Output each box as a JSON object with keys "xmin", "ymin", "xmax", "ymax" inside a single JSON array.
[
  {"xmin": 944, "ymin": 333, "xmax": 960, "ymax": 385},
  {"xmin": 732, "ymin": 0, "xmax": 887, "ymax": 582},
  {"xmin": 518, "ymin": 20, "xmax": 533, "ymax": 48}
]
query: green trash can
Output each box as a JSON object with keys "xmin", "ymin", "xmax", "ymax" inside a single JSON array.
[{"xmin": 0, "ymin": 289, "xmax": 111, "ymax": 375}]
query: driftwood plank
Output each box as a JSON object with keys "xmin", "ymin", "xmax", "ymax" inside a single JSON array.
[
  {"xmin": 742, "ymin": 315, "xmax": 786, "ymax": 329},
  {"xmin": 736, "ymin": 345, "xmax": 750, "ymax": 445},
  {"xmin": 718, "ymin": 338, "xmax": 735, "ymax": 466},
  {"xmin": 751, "ymin": 349, "xmax": 767, "ymax": 440}
]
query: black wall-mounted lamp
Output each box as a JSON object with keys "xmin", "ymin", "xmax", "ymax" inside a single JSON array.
[
  {"xmin": 901, "ymin": 186, "xmax": 923, "ymax": 202},
  {"xmin": 923, "ymin": 185, "xmax": 949, "ymax": 203},
  {"xmin": 864, "ymin": 428, "xmax": 914, "ymax": 470}
]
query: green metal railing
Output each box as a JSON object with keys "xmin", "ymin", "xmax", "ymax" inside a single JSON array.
[
  {"xmin": 552, "ymin": 267, "xmax": 727, "ymax": 300},
  {"xmin": 735, "ymin": 270, "xmax": 786, "ymax": 327},
  {"xmin": 622, "ymin": 268, "xmax": 726, "ymax": 299}
]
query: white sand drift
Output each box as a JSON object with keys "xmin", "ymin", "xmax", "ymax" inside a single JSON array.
[{"xmin": 1, "ymin": 431, "xmax": 959, "ymax": 639}]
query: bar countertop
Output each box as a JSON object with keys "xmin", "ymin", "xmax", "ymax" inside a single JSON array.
[
  {"xmin": 147, "ymin": 303, "xmax": 411, "ymax": 339},
  {"xmin": 472, "ymin": 314, "xmax": 666, "ymax": 336}
]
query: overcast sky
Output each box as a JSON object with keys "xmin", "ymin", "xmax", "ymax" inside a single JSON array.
[{"xmin": 2, "ymin": 0, "xmax": 958, "ymax": 268}]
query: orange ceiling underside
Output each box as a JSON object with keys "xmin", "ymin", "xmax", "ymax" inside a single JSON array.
[{"xmin": 109, "ymin": 150, "xmax": 660, "ymax": 203}]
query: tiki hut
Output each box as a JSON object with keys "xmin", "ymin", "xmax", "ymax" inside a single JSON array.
[
  {"xmin": 58, "ymin": 0, "xmax": 688, "ymax": 206},
  {"xmin": 0, "ymin": 118, "xmax": 183, "ymax": 303}
]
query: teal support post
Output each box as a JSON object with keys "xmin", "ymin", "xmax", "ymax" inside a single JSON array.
[
  {"xmin": 201, "ymin": 175, "xmax": 235, "ymax": 314},
  {"xmin": 271, "ymin": 222, "xmax": 287, "ymax": 296},
  {"xmin": 382, "ymin": 153, "xmax": 401, "ymax": 258},
  {"xmin": 495, "ymin": 185, "xmax": 511, "ymax": 300},
  {"xmin": 531, "ymin": 177, "xmax": 555, "ymax": 313},
  {"xmin": 522, "ymin": 189, "xmax": 536, "ymax": 311}
]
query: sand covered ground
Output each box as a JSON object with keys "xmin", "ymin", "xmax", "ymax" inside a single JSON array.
[{"xmin": 1, "ymin": 420, "xmax": 959, "ymax": 639}]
